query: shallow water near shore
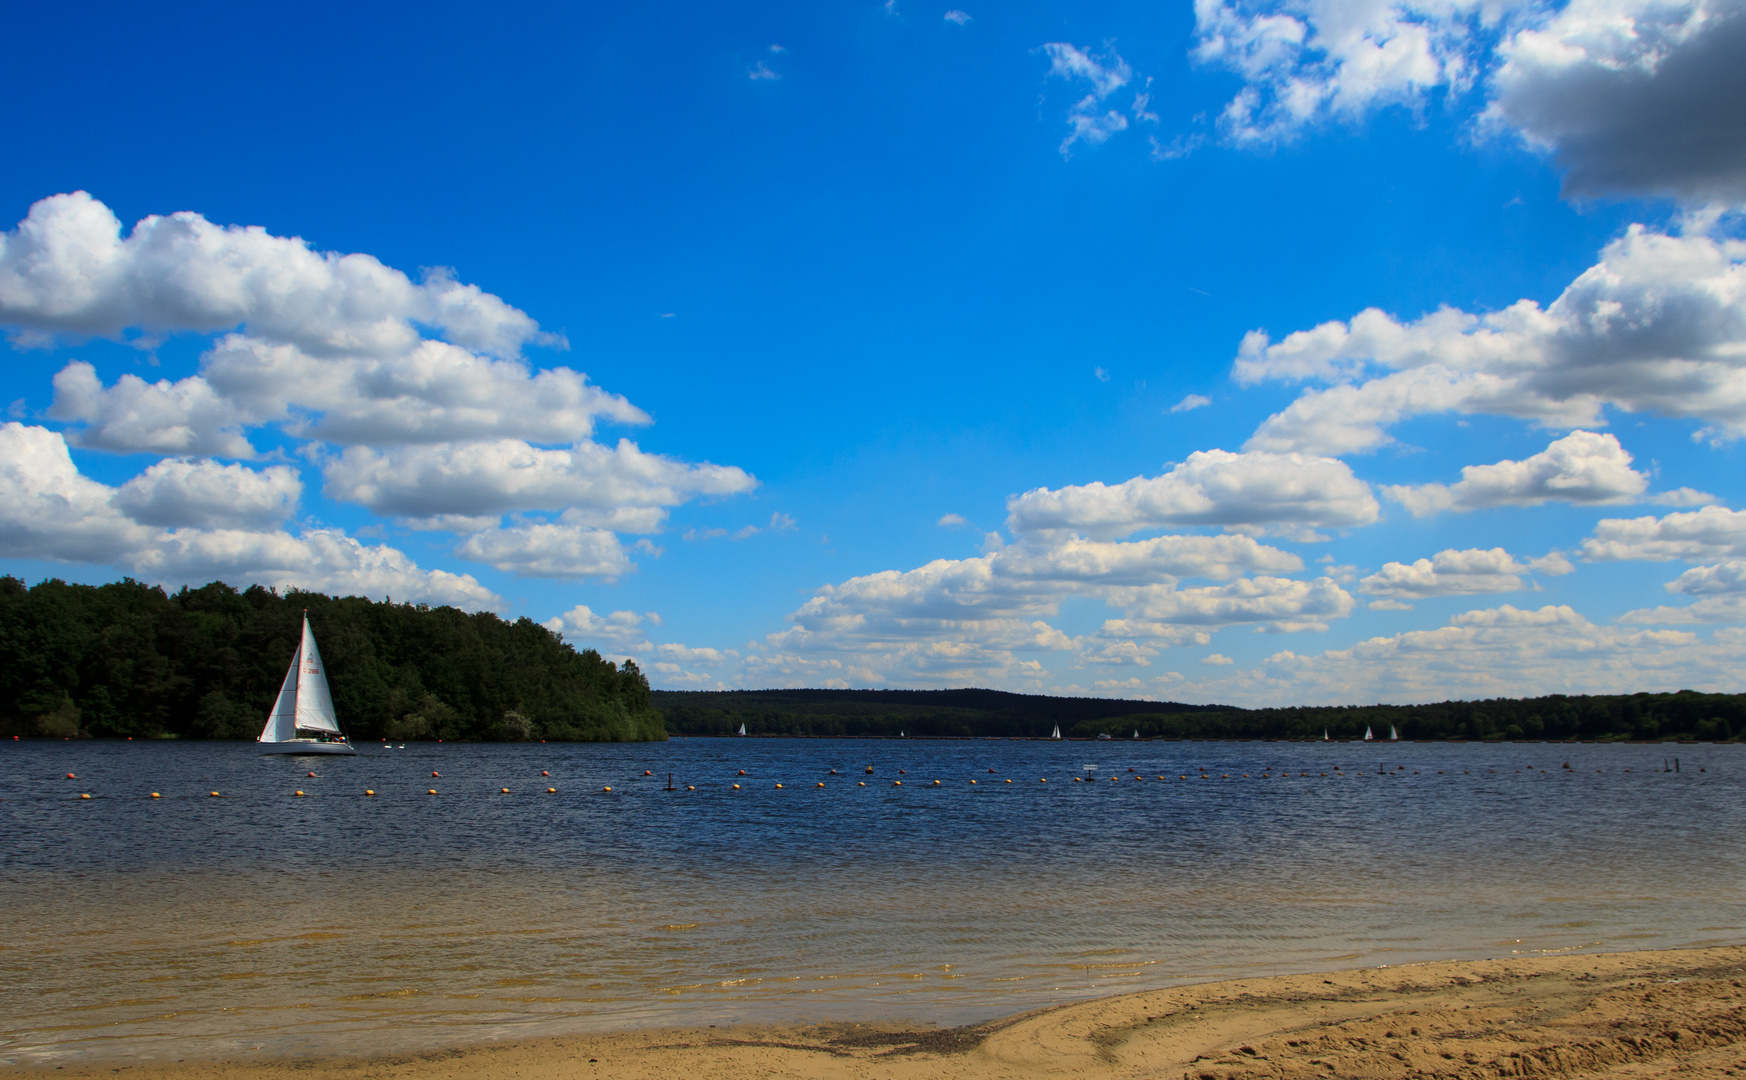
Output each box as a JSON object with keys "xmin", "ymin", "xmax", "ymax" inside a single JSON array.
[{"xmin": 2, "ymin": 737, "xmax": 1742, "ymax": 1064}]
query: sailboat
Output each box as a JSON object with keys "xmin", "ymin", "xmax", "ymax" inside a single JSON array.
[
  {"xmin": 258, "ymin": 614, "xmax": 355, "ymax": 755},
  {"xmin": 1389, "ymin": 724, "xmax": 1399, "ymax": 741},
  {"xmin": 1322, "ymin": 728, "xmax": 1330, "ymax": 741},
  {"xmin": 1132, "ymin": 729, "xmax": 1140, "ymax": 740},
  {"xmin": 1049, "ymin": 724, "xmax": 1062, "ymax": 740},
  {"xmin": 1363, "ymin": 725, "xmax": 1374, "ymax": 741},
  {"xmin": 737, "ymin": 723, "xmax": 747, "ymax": 736}
]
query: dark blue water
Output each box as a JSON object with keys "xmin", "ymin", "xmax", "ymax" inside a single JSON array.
[{"xmin": 2, "ymin": 737, "xmax": 1742, "ymax": 1062}]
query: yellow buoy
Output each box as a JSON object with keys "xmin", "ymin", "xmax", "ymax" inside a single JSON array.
[
  {"xmin": 79, "ymin": 793, "xmax": 91, "ymax": 799},
  {"xmin": 858, "ymin": 781, "xmax": 866, "ymax": 786},
  {"xmin": 604, "ymin": 786, "xmax": 613, "ymax": 792},
  {"xmin": 732, "ymin": 783, "xmax": 741, "ymax": 789},
  {"xmin": 970, "ymin": 779, "xmax": 977, "ymax": 784},
  {"xmin": 150, "ymin": 792, "xmax": 160, "ymax": 798},
  {"xmin": 501, "ymin": 788, "xmax": 511, "ymax": 793},
  {"xmin": 1040, "ymin": 778, "xmax": 1047, "ymax": 783},
  {"xmin": 294, "ymin": 790, "xmax": 305, "ymax": 796},
  {"xmin": 209, "ymin": 791, "xmax": 220, "ymax": 797},
  {"xmin": 1005, "ymin": 778, "xmax": 1012, "ymax": 783},
  {"xmin": 547, "ymin": 787, "xmax": 556, "ymax": 793},
  {"xmin": 775, "ymin": 783, "xmax": 784, "ymax": 788},
  {"xmin": 428, "ymin": 789, "xmax": 437, "ymax": 795},
  {"xmin": 687, "ymin": 785, "xmax": 695, "ymax": 790},
  {"xmin": 932, "ymin": 779, "xmax": 941, "ymax": 785},
  {"xmin": 893, "ymin": 780, "xmax": 902, "ymax": 786},
  {"xmin": 365, "ymin": 789, "xmax": 376, "ymax": 796},
  {"xmin": 817, "ymin": 782, "xmax": 825, "ymax": 787}
]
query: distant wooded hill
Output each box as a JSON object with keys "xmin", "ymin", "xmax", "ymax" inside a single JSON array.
[
  {"xmin": 653, "ymin": 687, "xmax": 1743, "ymax": 743},
  {"xmin": 0, "ymin": 577, "xmax": 662, "ymax": 741}
]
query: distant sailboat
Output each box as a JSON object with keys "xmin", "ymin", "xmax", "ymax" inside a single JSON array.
[
  {"xmin": 1050, "ymin": 724, "xmax": 1062, "ymax": 740},
  {"xmin": 737, "ymin": 723, "xmax": 747, "ymax": 736},
  {"xmin": 1389, "ymin": 724, "xmax": 1399, "ymax": 741},
  {"xmin": 1322, "ymin": 728, "xmax": 1330, "ymax": 741},
  {"xmin": 1132, "ymin": 729, "xmax": 1140, "ymax": 740},
  {"xmin": 258, "ymin": 614, "xmax": 355, "ymax": 755},
  {"xmin": 1363, "ymin": 725, "xmax": 1374, "ymax": 741}
]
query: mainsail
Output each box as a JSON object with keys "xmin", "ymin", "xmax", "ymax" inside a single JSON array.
[{"xmin": 260, "ymin": 616, "xmax": 340, "ymax": 742}]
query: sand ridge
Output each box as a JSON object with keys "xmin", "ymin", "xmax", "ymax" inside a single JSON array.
[{"xmin": 15, "ymin": 946, "xmax": 1746, "ymax": 1080}]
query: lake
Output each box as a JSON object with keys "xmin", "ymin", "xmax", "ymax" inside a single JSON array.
[{"xmin": 2, "ymin": 736, "xmax": 1741, "ymax": 1063}]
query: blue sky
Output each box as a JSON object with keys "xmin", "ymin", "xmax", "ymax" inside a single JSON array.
[{"xmin": 3, "ymin": 0, "xmax": 1745, "ymax": 704}]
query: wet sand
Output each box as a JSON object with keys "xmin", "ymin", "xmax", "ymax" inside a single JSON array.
[{"xmin": 15, "ymin": 945, "xmax": 1745, "ymax": 1080}]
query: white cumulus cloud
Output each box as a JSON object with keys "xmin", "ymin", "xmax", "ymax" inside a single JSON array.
[
  {"xmin": 1383, "ymin": 431, "xmax": 1650, "ymax": 515},
  {"xmin": 1006, "ymin": 448, "xmax": 1379, "ymax": 540},
  {"xmin": 1240, "ymin": 226, "xmax": 1746, "ymax": 452},
  {"xmin": 1358, "ymin": 546, "xmax": 1571, "ymax": 599},
  {"xmin": 114, "ymin": 458, "xmax": 301, "ymax": 530},
  {"xmin": 455, "ymin": 521, "xmax": 633, "ymax": 581}
]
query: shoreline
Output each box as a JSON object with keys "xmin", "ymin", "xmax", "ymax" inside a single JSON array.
[{"xmin": 12, "ymin": 945, "xmax": 1744, "ymax": 1080}]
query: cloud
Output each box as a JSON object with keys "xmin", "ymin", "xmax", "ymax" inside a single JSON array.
[
  {"xmin": 1621, "ymin": 558, "xmax": 1746, "ymax": 623},
  {"xmin": 0, "ymin": 423, "xmax": 496, "ymax": 608},
  {"xmin": 1099, "ymin": 574, "xmax": 1355, "ymax": 637},
  {"xmin": 114, "ymin": 459, "xmax": 301, "ymax": 530},
  {"xmin": 1358, "ymin": 546, "xmax": 1570, "ymax": 599},
  {"xmin": 0, "ymin": 192, "xmax": 554, "ymax": 356},
  {"xmin": 542, "ymin": 605, "xmax": 653, "ymax": 646},
  {"xmin": 1188, "ymin": 604, "xmax": 1729, "ymax": 706},
  {"xmin": 1202, "ymin": 652, "xmax": 1234, "ymax": 664},
  {"xmin": 1187, "ymin": 0, "xmax": 1746, "ymax": 209},
  {"xmin": 52, "ymin": 336, "xmax": 648, "ymax": 455},
  {"xmin": 1487, "ymin": 0, "xmax": 1746, "ymax": 206},
  {"xmin": 944, "ymin": 9, "xmax": 972, "ymax": 24},
  {"xmin": 1170, "ymin": 393, "xmax": 1212, "ymax": 413},
  {"xmin": 1043, "ymin": 43, "xmax": 1141, "ymax": 153},
  {"xmin": 1191, "ymin": 0, "xmax": 1491, "ymax": 146},
  {"xmin": 1383, "ymin": 431, "xmax": 1649, "ymax": 515},
  {"xmin": 320, "ymin": 438, "xmax": 754, "ymax": 521},
  {"xmin": 1006, "ymin": 448, "xmax": 1379, "ymax": 540},
  {"xmin": 937, "ymin": 513, "xmax": 971, "ymax": 528},
  {"xmin": 748, "ymin": 61, "xmax": 780, "ymax": 80},
  {"xmin": 1239, "ymin": 226, "xmax": 1746, "ymax": 452},
  {"xmin": 1581, "ymin": 505, "xmax": 1746, "ymax": 562},
  {"xmin": 455, "ymin": 521, "xmax": 633, "ymax": 580}
]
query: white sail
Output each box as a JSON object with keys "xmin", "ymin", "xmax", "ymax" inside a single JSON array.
[
  {"xmin": 1389, "ymin": 724, "xmax": 1399, "ymax": 741},
  {"xmin": 1322, "ymin": 728, "xmax": 1329, "ymax": 741},
  {"xmin": 1363, "ymin": 725, "xmax": 1374, "ymax": 740},
  {"xmin": 259, "ymin": 616, "xmax": 340, "ymax": 741},
  {"xmin": 737, "ymin": 723, "xmax": 746, "ymax": 736},
  {"xmin": 1050, "ymin": 724, "xmax": 1061, "ymax": 740}
]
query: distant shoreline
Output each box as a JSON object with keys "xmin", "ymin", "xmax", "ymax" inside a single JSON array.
[{"xmin": 13, "ymin": 946, "xmax": 1744, "ymax": 1079}]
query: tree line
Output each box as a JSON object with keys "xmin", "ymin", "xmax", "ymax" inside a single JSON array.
[
  {"xmin": 654, "ymin": 688, "xmax": 1744, "ymax": 742},
  {"xmin": 0, "ymin": 577, "xmax": 664, "ymax": 742}
]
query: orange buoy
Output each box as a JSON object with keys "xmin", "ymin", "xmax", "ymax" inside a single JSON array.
[
  {"xmin": 1040, "ymin": 778, "xmax": 1047, "ymax": 783},
  {"xmin": 732, "ymin": 783, "xmax": 740, "ymax": 789},
  {"xmin": 817, "ymin": 782, "xmax": 825, "ymax": 787},
  {"xmin": 432, "ymin": 771, "xmax": 440, "ymax": 777},
  {"xmin": 79, "ymin": 793, "xmax": 91, "ymax": 799},
  {"xmin": 500, "ymin": 787, "xmax": 510, "ymax": 793},
  {"xmin": 209, "ymin": 791, "xmax": 220, "ymax": 797},
  {"xmin": 150, "ymin": 792, "xmax": 160, "ymax": 798},
  {"xmin": 644, "ymin": 770, "xmax": 652, "ymax": 776},
  {"xmin": 970, "ymin": 779, "xmax": 977, "ymax": 784},
  {"xmin": 542, "ymin": 771, "xmax": 549, "ymax": 776},
  {"xmin": 428, "ymin": 789, "xmax": 437, "ymax": 795},
  {"xmin": 738, "ymin": 769, "xmax": 747, "ymax": 775},
  {"xmin": 858, "ymin": 781, "xmax": 866, "ymax": 786},
  {"xmin": 604, "ymin": 786, "xmax": 613, "ymax": 792},
  {"xmin": 308, "ymin": 772, "xmax": 316, "ymax": 777},
  {"xmin": 893, "ymin": 780, "xmax": 902, "ymax": 786},
  {"xmin": 775, "ymin": 783, "xmax": 784, "ymax": 789},
  {"xmin": 932, "ymin": 779, "xmax": 941, "ymax": 785},
  {"xmin": 294, "ymin": 790, "xmax": 305, "ymax": 797},
  {"xmin": 547, "ymin": 787, "xmax": 556, "ymax": 793},
  {"xmin": 365, "ymin": 789, "xmax": 376, "ymax": 796},
  {"xmin": 1005, "ymin": 779, "xmax": 1012, "ymax": 783},
  {"xmin": 687, "ymin": 785, "xmax": 695, "ymax": 790},
  {"xmin": 66, "ymin": 773, "xmax": 76, "ymax": 779}
]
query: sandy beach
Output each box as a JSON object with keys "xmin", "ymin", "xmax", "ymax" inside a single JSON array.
[{"xmin": 15, "ymin": 946, "xmax": 1744, "ymax": 1080}]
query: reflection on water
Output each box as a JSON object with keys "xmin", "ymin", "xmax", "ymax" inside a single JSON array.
[{"xmin": 2, "ymin": 738, "xmax": 1742, "ymax": 1062}]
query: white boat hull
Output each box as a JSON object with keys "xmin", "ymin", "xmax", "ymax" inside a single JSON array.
[{"xmin": 259, "ymin": 739, "xmax": 357, "ymax": 756}]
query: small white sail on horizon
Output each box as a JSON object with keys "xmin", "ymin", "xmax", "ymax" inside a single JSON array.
[
  {"xmin": 258, "ymin": 614, "xmax": 355, "ymax": 755},
  {"xmin": 1050, "ymin": 724, "xmax": 1062, "ymax": 740},
  {"xmin": 1363, "ymin": 725, "xmax": 1374, "ymax": 741},
  {"xmin": 1389, "ymin": 724, "xmax": 1399, "ymax": 741},
  {"xmin": 737, "ymin": 723, "xmax": 747, "ymax": 736},
  {"xmin": 1322, "ymin": 728, "xmax": 1329, "ymax": 741}
]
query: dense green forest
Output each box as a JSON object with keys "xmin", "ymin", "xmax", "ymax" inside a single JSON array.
[
  {"xmin": 0, "ymin": 577, "xmax": 663, "ymax": 741},
  {"xmin": 654, "ymin": 688, "xmax": 1745, "ymax": 742}
]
